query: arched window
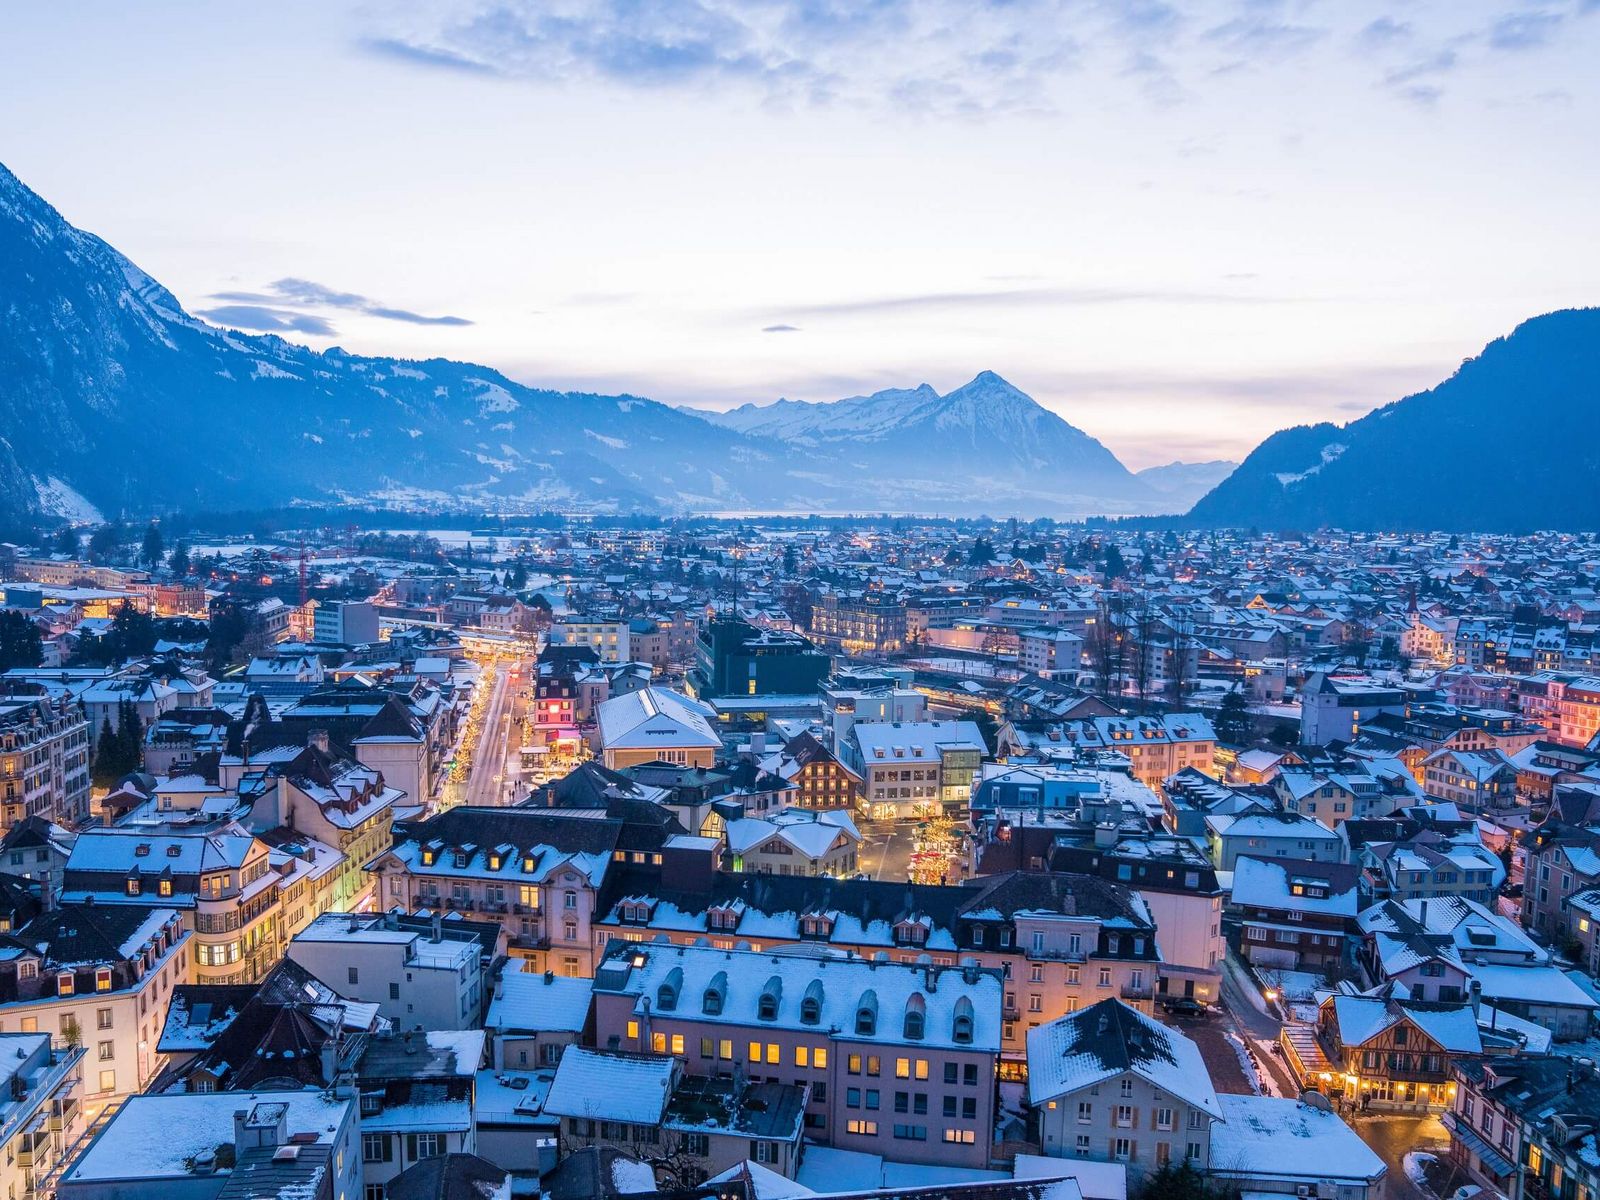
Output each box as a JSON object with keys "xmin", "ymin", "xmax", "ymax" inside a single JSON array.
[
  {"xmin": 903, "ymin": 993, "xmax": 926, "ymax": 1040},
  {"xmin": 856, "ymin": 989, "xmax": 878, "ymax": 1036},
  {"xmin": 952, "ymin": 996, "xmax": 975, "ymax": 1044},
  {"xmin": 758, "ymin": 975, "xmax": 783, "ymax": 1021}
]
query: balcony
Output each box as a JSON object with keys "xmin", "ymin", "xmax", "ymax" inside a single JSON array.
[{"xmin": 1120, "ymin": 985, "xmax": 1154, "ymax": 1001}]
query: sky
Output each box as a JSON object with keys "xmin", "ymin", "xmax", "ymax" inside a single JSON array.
[{"xmin": 3, "ymin": 0, "xmax": 1598, "ymax": 469}]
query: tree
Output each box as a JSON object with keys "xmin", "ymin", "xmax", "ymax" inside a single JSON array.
[
  {"xmin": 53, "ymin": 527, "xmax": 79, "ymax": 557},
  {"xmin": 944, "ymin": 546, "xmax": 965, "ymax": 567},
  {"xmin": 1103, "ymin": 544, "xmax": 1128, "ymax": 580},
  {"xmin": 0, "ymin": 611, "xmax": 44, "ymax": 672},
  {"xmin": 782, "ymin": 545, "xmax": 798, "ymax": 576},
  {"xmin": 1215, "ymin": 689, "xmax": 1252, "ymax": 745},
  {"xmin": 168, "ymin": 541, "xmax": 191, "ymax": 577},
  {"xmin": 969, "ymin": 536, "xmax": 997, "ymax": 566},
  {"xmin": 1136, "ymin": 1160, "xmax": 1237, "ymax": 1200},
  {"xmin": 91, "ymin": 718, "xmax": 123, "ymax": 788},
  {"xmin": 141, "ymin": 521, "xmax": 165, "ymax": 570},
  {"xmin": 87, "ymin": 521, "xmax": 124, "ymax": 565}
]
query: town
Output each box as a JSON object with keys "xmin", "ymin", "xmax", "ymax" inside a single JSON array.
[{"xmin": 2, "ymin": 519, "xmax": 1598, "ymax": 1200}]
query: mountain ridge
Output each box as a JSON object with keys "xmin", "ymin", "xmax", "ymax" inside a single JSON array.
[
  {"xmin": 0, "ymin": 161, "xmax": 1166, "ymax": 523},
  {"xmin": 1187, "ymin": 308, "xmax": 1600, "ymax": 532}
]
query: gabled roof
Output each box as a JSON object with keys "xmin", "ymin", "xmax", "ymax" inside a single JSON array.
[{"xmin": 1025, "ymin": 998, "xmax": 1221, "ymax": 1115}]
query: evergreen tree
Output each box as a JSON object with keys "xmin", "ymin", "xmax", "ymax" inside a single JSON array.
[
  {"xmin": 87, "ymin": 521, "xmax": 124, "ymax": 565},
  {"xmin": 91, "ymin": 718, "xmax": 122, "ymax": 788},
  {"xmin": 168, "ymin": 541, "xmax": 191, "ymax": 577},
  {"xmin": 141, "ymin": 521, "xmax": 165, "ymax": 569},
  {"xmin": 0, "ymin": 611, "xmax": 45, "ymax": 672},
  {"xmin": 1215, "ymin": 689, "xmax": 1252, "ymax": 745},
  {"xmin": 117, "ymin": 699, "xmax": 145, "ymax": 776},
  {"xmin": 53, "ymin": 527, "xmax": 79, "ymax": 556},
  {"xmin": 1104, "ymin": 544, "xmax": 1128, "ymax": 580}
]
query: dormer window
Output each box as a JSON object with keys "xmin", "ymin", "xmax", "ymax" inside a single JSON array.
[
  {"xmin": 126, "ymin": 878, "xmax": 141, "ymax": 896},
  {"xmin": 903, "ymin": 994, "xmax": 926, "ymax": 1040},
  {"xmin": 421, "ymin": 849, "xmax": 437, "ymax": 866},
  {"xmin": 759, "ymin": 975, "xmax": 782, "ymax": 1021},
  {"xmin": 488, "ymin": 853, "xmax": 502, "ymax": 871},
  {"xmin": 57, "ymin": 972, "xmax": 75, "ymax": 996},
  {"xmin": 522, "ymin": 855, "xmax": 536, "ymax": 872},
  {"xmin": 95, "ymin": 968, "xmax": 113, "ymax": 992},
  {"xmin": 703, "ymin": 971, "xmax": 727, "ymax": 1016},
  {"xmin": 159, "ymin": 880, "xmax": 173, "ymax": 897},
  {"xmin": 952, "ymin": 997, "xmax": 975, "ymax": 1045},
  {"xmin": 856, "ymin": 990, "xmax": 878, "ymax": 1036},
  {"xmin": 454, "ymin": 851, "xmax": 469, "ymax": 868}
]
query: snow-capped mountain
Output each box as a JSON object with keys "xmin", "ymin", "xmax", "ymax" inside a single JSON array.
[
  {"xmin": 696, "ymin": 372, "xmax": 1154, "ymax": 514},
  {"xmin": 1134, "ymin": 460, "xmax": 1239, "ymax": 509},
  {"xmin": 0, "ymin": 160, "xmax": 1159, "ymax": 521}
]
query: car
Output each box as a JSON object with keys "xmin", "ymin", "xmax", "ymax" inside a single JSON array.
[{"xmin": 1162, "ymin": 998, "xmax": 1205, "ymax": 1017}]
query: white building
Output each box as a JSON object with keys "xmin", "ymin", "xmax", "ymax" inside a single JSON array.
[
  {"xmin": 287, "ymin": 911, "xmax": 487, "ymax": 1032},
  {"xmin": 1207, "ymin": 1095, "xmax": 1387, "ymax": 1200},
  {"xmin": 0, "ymin": 1034, "xmax": 85, "ymax": 1200},
  {"xmin": 725, "ymin": 808, "xmax": 861, "ymax": 878}
]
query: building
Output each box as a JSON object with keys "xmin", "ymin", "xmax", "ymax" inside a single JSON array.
[
  {"xmin": 1298, "ymin": 673, "xmax": 1407, "ymax": 747},
  {"xmin": 725, "ymin": 808, "xmax": 861, "ymax": 878},
  {"xmin": 1312, "ymin": 991, "xmax": 1550, "ymax": 1113},
  {"xmin": 314, "ymin": 600, "xmax": 382, "ymax": 645},
  {"xmin": 357, "ymin": 1029, "xmax": 485, "ymax": 1196},
  {"xmin": 553, "ymin": 618, "xmax": 631, "ymax": 664},
  {"xmin": 758, "ymin": 733, "xmax": 862, "ymax": 812},
  {"xmin": 56, "ymin": 1092, "xmax": 361, "ymax": 1200},
  {"xmin": 1027, "ymin": 999, "xmax": 1221, "ymax": 1172},
  {"xmin": 1204, "ymin": 810, "xmax": 1344, "ymax": 871},
  {"xmin": 1421, "ymin": 748, "xmax": 1519, "ymax": 813},
  {"xmin": 1037, "ymin": 715, "xmax": 1216, "ymax": 795},
  {"xmin": 1519, "ymin": 815, "xmax": 1600, "ymax": 947},
  {"xmin": 691, "ymin": 619, "xmax": 829, "ymax": 700},
  {"xmin": 544, "ymin": 1047, "xmax": 809, "ymax": 1183},
  {"xmin": 366, "ymin": 805, "xmax": 632, "ymax": 976},
  {"xmin": 0, "ymin": 904, "xmax": 188, "ymax": 1113},
  {"xmin": 485, "ymin": 970, "xmax": 593, "ymax": 1070},
  {"xmin": 810, "ymin": 594, "xmax": 908, "ymax": 655},
  {"xmin": 595, "ymin": 688, "xmax": 721, "ymax": 771},
  {"xmin": 1, "ymin": 691, "xmax": 92, "ymax": 833},
  {"xmin": 62, "ymin": 824, "xmax": 339, "ymax": 983},
  {"xmin": 591, "ymin": 868, "xmax": 1160, "ymax": 1064},
  {"xmin": 1206, "ymin": 1095, "xmax": 1387, "ymax": 1200},
  {"xmin": 587, "ymin": 939, "xmax": 1003, "ymax": 1168},
  {"xmin": 1445, "ymin": 1055, "xmax": 1600, "ymax": 1200},
  {"xmin": 848, "ymin": 720, "xmax": 988, "ymax": 820},
  {"xmin": 287, "ymin": 911, "xmax": 489, "ymax": 1031},
  {"xmin": 0, "ymin": 1033, "xmax": 85, "ymax": 1200},
  {"xmin": 1231, "ymin": 856, "xmax": 1363, "ymax": 975}
]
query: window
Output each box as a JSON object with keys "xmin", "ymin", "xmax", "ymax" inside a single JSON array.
[
  {"xmin": 348, "ymin": 967, "xmax": 359, "ymax": 986},
  {"xmin": 1078, "ymin": 1102, "xmax": 1093, "ymax": 1124},
  {"xmin": 846, "ymin": 1120, "xmax": 877, "ymax": 1136},
  {"xmin": 1120, "ymin": 1078, "xmax": 1134, "ymax": 1097},
  {"xmin": 363, "ymin": 1134, "xmax": 393, "ymax": 1163},
  {"xmin": 1156, "ymin": 1108, "xmax": 1174, "ymax": 1130},
  {"xmin": 98, "ymin": 1040, "xmax": 114, "ymax": 1061},
  {"xmin": 1116, "ymin": 1105, "xmax": 1134, "ymax": 1127},
  {"xmin": 897, "ymin": 1057, "xmax": 911, "ymax": 1079},
  {"xmin": 407, "ymin": 1133, "xmax": 444, "ymax": 1160},
  {"xmin": 98, "ymin": 1069, "xmax": 116, "ymax": 1093},
  {"xmin": 366, "ymin": 1185, "xmax": 387, "ymax": 1200},
  {"xmin": 97, "ymin": 1008, "xmax": 113, "ymax": 1030},
  {"xmin": 1114, "ymin": 1138, "xmax": 1133, "ymax": 1161},
  {"xmin": 943, "ymin": 1129, "xmax": 976, "ymax": 1144},
  {"xmin": 1075, "ymin": 1135, "xmax": 1092, "ymax": 1155}
]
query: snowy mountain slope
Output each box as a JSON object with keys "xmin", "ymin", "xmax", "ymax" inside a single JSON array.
[
  {"xmin": 1135, "ymin": 460, "xmax": 1239, "ymax": 509},
  {"xmin": 695, "ymin": 371, "xmax": 1154, "ymax": 512}
]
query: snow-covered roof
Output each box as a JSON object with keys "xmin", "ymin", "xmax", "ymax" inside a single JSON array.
[
  {"xmin": 1208, "ymin": 1096, "xmax": 1386, "ymax": 1184},
  {"xmin": 1025, "ymin": 999, "xmax": 1221, "ymax": 1116},
  {"xmin": 487, "ymin": 971, "xmax": 594, "ymax": 1034},
  {"xmin": 543, "ymin": 1046, "xmax": 674, "ymax": 1125},
  {"xmin": 595, "ymin": 687, "xmax": 719, "ymax": 752}
]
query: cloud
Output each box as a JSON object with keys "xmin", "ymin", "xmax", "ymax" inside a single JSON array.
[
  {"xmin": 361, "ymin": 35, "xmax": 500, "ymax": 74},
  {"xmin": 1487, "ymin": 10, "xmax": 1563, "ymax": 50},
  {"xmin": 761, "ymin": 324, "xmax": 801, "ymax": 332},
  {"xmin": 196, "ymin": 305, "xmax": 340, "ymax": 335},
  {"xmin": 1358, "ymin": 16, "xmax": 1412, "ymax": 46},
  {"xmin": 763, "ymin": 284, "xmax": 1295, "ymax": 320},
  {"xmin": 210, "ymin": 277, "xmax": 472, "ymax": 326}
]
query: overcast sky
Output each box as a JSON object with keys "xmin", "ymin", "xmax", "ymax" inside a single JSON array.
[{"xmin": 4, "ymin": 0, "xmax": 1597, "ymax": 468}]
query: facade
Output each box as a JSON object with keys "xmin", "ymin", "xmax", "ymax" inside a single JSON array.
[
  {"xmin": 725, "ymin": 808, "xmax": 860, "ymax": 878},
  {"xmin": 690, "ymin": 619, "xmax": 829, "ymax": 700},
  {"xmin": 1040, "ymin": 715, "xmax": 1217, "ymax": 794},
  {"xmin": 1207, "ymin": 1094, "xmax": 1388, "ymax": 1200},
  {"xmin": 0, "ymin": 1034, "xmax": 85, "ymax": 1200},
  {"xmin": 848, "ymin": 720, "xmax": 988, "ymax": 820},
  {"xmin": 314, "ymin": 600, "xmax": 382, "ymax": 645},
  {"xmin": 1, "ymin": 692, "xmax": 92, "ymax": 833},
  {"xmin": 1232, "ymin": 856, "xmax": 1362, "ymax": 974},
  {"xmin": 485, "ymin": 970, "xmax": 593, "ymax": 1070},
  {"xmin": 588, "ymin": 939, "xmax": 1003, "ymax": 1168},
  {"xmin": 1422, "ymin": 748, "xmax": 1519, "ymax": 812},
  {"xmin": 553, "ymin": 618, "xmax": 631, "ymax": 664},
  {"xmin": 1519, "ymin": 818, "xmax": 1600, "ymax": 947},
  {"xmin": 810, "ymin": 593, "xmax": 908, "ymax": 655},
  {"xmin": 1028, "ymin": 999, "xmax": 1220, "ymax": 1172},
  {"xmin": 592, "ymin": 868, "xmax": 1161, "ymax": 1063},
  {"xmin": 595, "ymin": 688, "xmax": 721, "ymax": 771},
  {"xmin": 287, "ymin": 911, "xmax": 488, "ymax": 1031},
  {"xmin": 0, "ymin": 905, "xmax": 188, "ymax": 1114}
]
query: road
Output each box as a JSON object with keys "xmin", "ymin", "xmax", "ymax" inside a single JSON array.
[
  {"xmin": 463, "ymin": 661, "xmax": 524, "ymax": 807},
  {"xmin": 857, "ymin": 822, "xmax": 917, "ymax": 882}
]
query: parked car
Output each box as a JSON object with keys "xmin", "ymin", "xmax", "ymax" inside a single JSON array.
[{"xmin": 1162, "ymin": 998, "xmax": 1205, "ymax": 1017}]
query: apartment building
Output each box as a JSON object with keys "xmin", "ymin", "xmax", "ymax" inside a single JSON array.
[
  {"xmin": 594, "ymin": 687, "xmax": 721, "ymax": 771},
  {"xmin": 287, "ymin": 910, "xmax": 489, "ymax": 1031},
  {"xmin": 1, "ymin": 692, "xmax": 91, "ymax": 833},
  {"xmin": 758, "ymin": 732, "xmax": 862, "ymax": 812},
  {"xmin": 592, "ymin": 868, "xmax": 1160, "ymax": 1063},
  {"xmin": 848, "ymin": 720, "xmax": 988, "ymax": 820},
  {"xmin": 62, "ymin": 824, "xmax": 338, "ymax": 983},
  {"xmin": 1039, "ymin": 715, "xmax": 1216, "ymax": 794},
  {"xmin": 552, "ymin": 617, "xmax": 631, "ymax": 664},
  {"xmin": 1422, "ymin": 748, "xmax": 1519, "ymax": 812},
  {"xmin": 1028, "ymin": 999, "xmax": 1220, "ymax": 1170},
  {"xmin": 725, "ymin": 808, "xmax": 861, "ymax": 878},
  {"xmin": 1231, "ymin": 856, "xmax": 1362, "ymax": 974},
  {"xmin": 589, "ymin": 940, "xmax": 1002, "ymax": 1169},
  {"xmin": 1445, "ymin": 1055, "xmax": 1600, "ymax": 1200},
  {"xmin": 1514, "ymin": 672, "xmax": 1600, "ymax": 748},
  {"xmin": 0, "ymin": 1034, "xmax": 86, "ymax": 1200},
  {"xmin": 1519, "ymin": 816, "xmax": 1600, "ymax": 946},
  {"xmin": 366, "ymin": 805, "xmax": 635, "ymax": 976},
  {"xmin": 810, "ymin": 593, "xmax": 908, "ymax": 655},
  {"xmin": 1298, "ymin": 673, "xmax": 1407, "ymax": 746},
  {"xmin": 0, "ymin": 905, "xmax": 185, "ymax": 1115}
]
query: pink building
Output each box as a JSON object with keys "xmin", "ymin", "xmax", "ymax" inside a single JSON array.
[{"xmin": 590, "ymin": 940, "xmax": 1003, "ymax": 1169}]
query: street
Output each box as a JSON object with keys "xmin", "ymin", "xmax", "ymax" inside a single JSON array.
[
  {"xmin": 462, "ymin": 659, "xmax": 529, "ymax": 807},
  {"xmin": 857, "ymin": 821, "xmax": 917, "ymax": 881}
]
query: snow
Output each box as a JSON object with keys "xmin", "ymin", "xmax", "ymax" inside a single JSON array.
[
  {"xmin": 1209, "ymin": 1095, "xmax": 1385, "ymax": 1183},
  {"xmin": 251, "ymin": 360, "xmax": 300, "ymax": 380},
  {"xmin": 1223, "ymin": 1029, "xmax": 1268, "ymax": 1096},
  {"xmin": 609, "ymin": 1159, "xmax": 658, "ymax": 1194},
  {"xmin": 389, "ymin": 364, "xmax": 427, "ymax": 380},
  {"xmin": 425, "ymin": 1029, "xmax": 487, "ymax": 1072},
  {"xmin": 1403, "ymin": 1152, "xmax": 1438, "ymax": 1188},
  {"xmin": 1276, "ymin": 442, "xmax": 1347, "ymax": 487},
  {"xmin": 469, "ymin": 378, "xmax": 519, "ymax": 413},
  {"xmin": 585, "ymin": 430, "xmax": 629, "ymax": 450},
  {"xmin": 1026, "ymin": 1002, "xmax": 1222, "ymax": 1115},
  {"xmin": 31, "ymin": 475, "xmax": 103, "ymax": 524},
  {"xmin": 543, "ymin": 1047, "xmax": 672, "ymax": 1125},
  {"xmin": 705, "ymin": 1161, "xmax": 815, "ymax": 1200},
  {"xmin": 1012, "ymin": 1156, "xmax": 1126, "ymax": 1200},
  {"xmin": 487, "ymin": 971, "xmax": 593, "ymax": 1034}
]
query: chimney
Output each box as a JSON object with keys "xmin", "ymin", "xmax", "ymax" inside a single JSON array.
[
  {"xmin": 320, "ymin": 1035, "xmax": 339, "ymax": 1085},
  {"xmin": 1469, "ymin": 978, "xmax": 1482, "ymax": 1016},
  {"xmin": 308, "ymin": 729, "xmax": 330, "ymax": 753},
  {"xmin": 431, "ymin": 911, "xmax": 443, "ymax": 943}
]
